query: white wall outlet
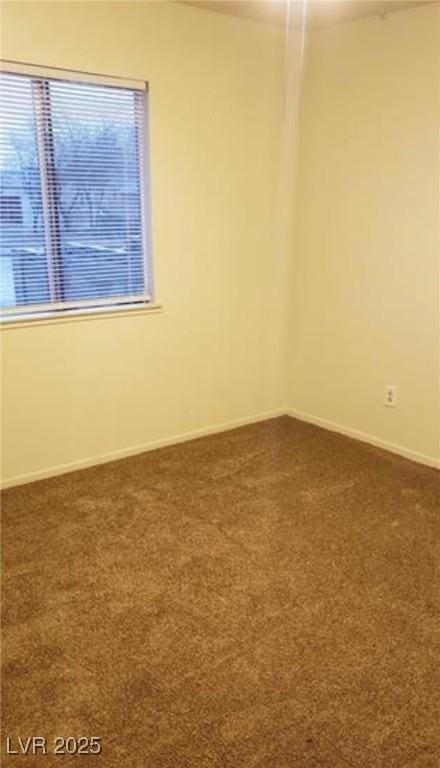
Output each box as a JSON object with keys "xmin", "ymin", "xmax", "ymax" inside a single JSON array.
[{"xmin": 385, "ymin": 385, "xmax": 397, "ymax": 408}]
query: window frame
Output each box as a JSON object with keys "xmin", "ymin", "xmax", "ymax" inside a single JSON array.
[{"xmin": 0, "ymin": 60, "xmax": 155, "ymax": 323}]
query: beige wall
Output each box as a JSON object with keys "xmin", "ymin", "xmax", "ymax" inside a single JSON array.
[
  {"xmin": 288, "ymin": 3, "xmax": 440, "ymax": 465},
  {"xmin": 0, "ymin": 1, "xmax": 286, "ymax": 485},
  {"xmin": 1, "ymin": 1, "xmax": 439, "ymax": 485}
]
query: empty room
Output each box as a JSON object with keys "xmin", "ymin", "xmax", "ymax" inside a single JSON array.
[{"xmin": 1, "ymin": 0, "xmax": 439, "ymax": 765}]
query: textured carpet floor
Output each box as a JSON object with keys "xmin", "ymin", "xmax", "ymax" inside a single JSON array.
[{"xmin": 2, "ymin": 416, "xmax": 440, "ymax": 767}]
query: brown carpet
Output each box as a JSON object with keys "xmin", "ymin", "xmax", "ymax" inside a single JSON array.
[{"xmin": 2, "ymin": 416, "xmax": 440, "ymax": 767}]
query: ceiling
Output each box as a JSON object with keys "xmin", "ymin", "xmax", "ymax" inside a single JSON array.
[{"xmin": 181, "ymin": 1, "xmax": 434, "ymax": 28}]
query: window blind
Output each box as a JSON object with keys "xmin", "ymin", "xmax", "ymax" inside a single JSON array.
[{"xmin": 0, "ymin": 64, "xmax": 151, "ymax": 319}]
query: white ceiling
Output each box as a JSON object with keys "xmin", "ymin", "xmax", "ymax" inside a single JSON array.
[{"xmin": 181, "ymin": 1, "xmax": 435, "ymax": 28}]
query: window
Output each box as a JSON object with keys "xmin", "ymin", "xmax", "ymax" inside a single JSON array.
[{"xmin": 0, "ymin": 63, "xmax": 152, "ymax": 319}]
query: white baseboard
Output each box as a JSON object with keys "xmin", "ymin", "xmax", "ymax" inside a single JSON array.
[
  {"xmin": 3, "ymin": 405, "xmax": 438, "ymax": 489},
  {"xmin": 1, "ymin": 408, "xmax": 285, "ymax": 489},
  {"xmin": 286, "ymin": 407, "xmax": 440, "ymax": 471}
]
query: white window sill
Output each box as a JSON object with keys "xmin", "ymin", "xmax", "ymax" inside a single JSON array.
[{"xmin": 0, "ymin": 302, "xmax": 163, "ymax": 329}]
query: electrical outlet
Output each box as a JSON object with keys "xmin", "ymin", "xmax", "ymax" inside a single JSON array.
[{"xmin": 385, "ymin": 385, "xmax": 397, "ymax": 408}]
